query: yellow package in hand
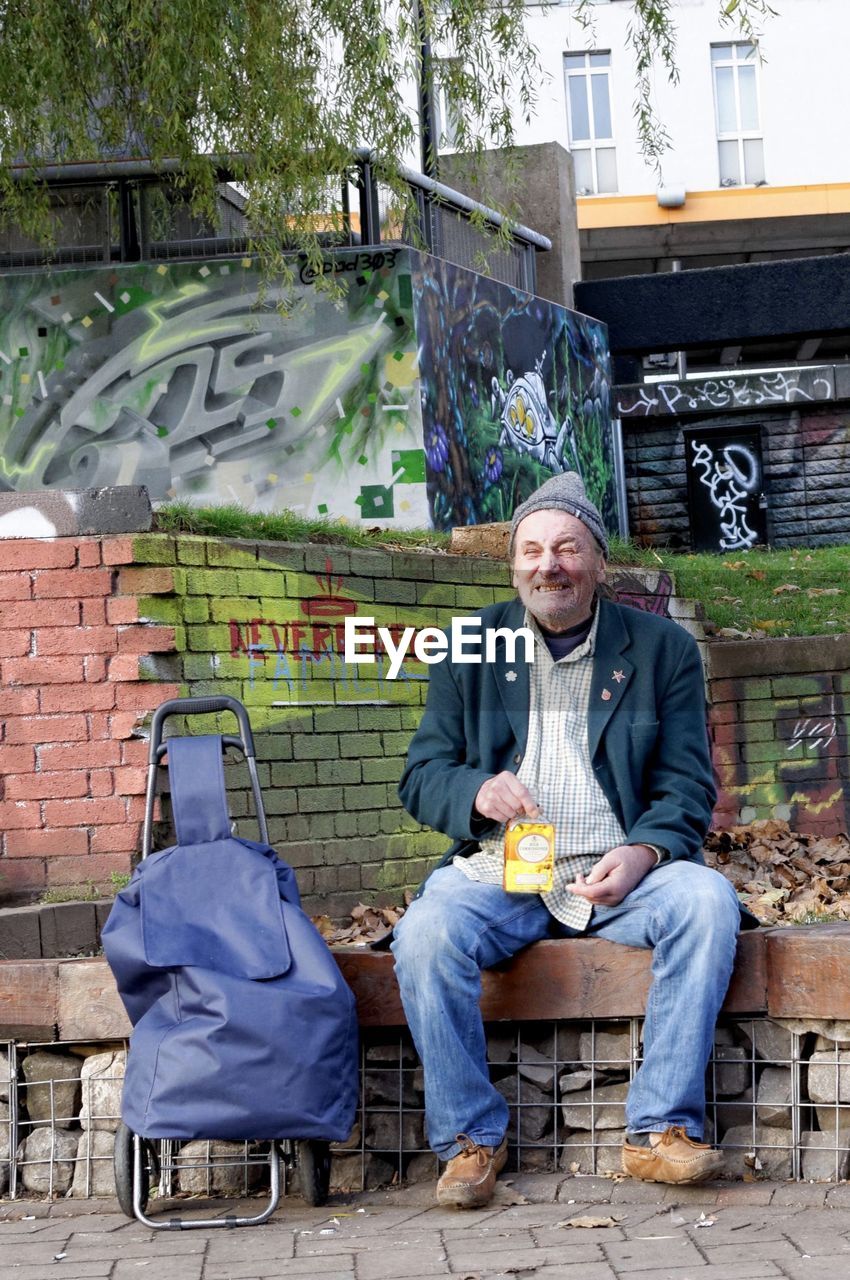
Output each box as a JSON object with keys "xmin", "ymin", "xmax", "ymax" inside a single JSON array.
[{"xmin": 503, "ymin": 817, "xmax": 555, "ymax": 893}]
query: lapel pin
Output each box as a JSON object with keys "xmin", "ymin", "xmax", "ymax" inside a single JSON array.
[
  {"xmin": 601, "ymin": 688, "xmax": 612, "ymax": 701},
  {"xmin": 613, "ymin": 669, "xmax": 625, "ymax": 683},
  {"xmin": 505, "ymin": 670, "xmax": 517, "ymax": 683}
]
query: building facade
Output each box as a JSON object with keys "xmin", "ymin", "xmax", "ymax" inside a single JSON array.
[{"xmin": 437, "ymin": 1, "xmax": 850, "ymax": 550}]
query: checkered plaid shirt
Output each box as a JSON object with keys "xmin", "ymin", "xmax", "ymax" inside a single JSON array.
[{"xmin": 453, "ymin": 606, "xmax": 628, "ymax": 930}]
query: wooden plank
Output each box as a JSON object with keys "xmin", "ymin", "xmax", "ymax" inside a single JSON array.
[
  {"xmin": 766, "ymin": 923, "xmax": 850, "ymax": 1018},
  {"xmin": 334, "ymin": 932, "xmax": 769, "ymax": 1027},
  {"xmin": 58, "ymin": 960, "xmax": 131, "ymax": 1042},
  {"xmin": 0, "ymin": 930, "xmax": 770, "ymax": 1045},
  {"xmin": 0, "ymin": 961, "xmax": 59, "ymax": 1040},
  {"xmin": 725, "ymin": 929, "xmax": 768, "ymax": 1014}
]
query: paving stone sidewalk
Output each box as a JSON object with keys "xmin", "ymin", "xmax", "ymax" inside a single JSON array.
[{"xmin": 4, "ymin": 1174, "xmax": 850, "ymax": 1280}]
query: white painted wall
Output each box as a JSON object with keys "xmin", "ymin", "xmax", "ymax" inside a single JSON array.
[{"xmin": 494, "ymin": 0, "xmax": 849, "ymax": 196}]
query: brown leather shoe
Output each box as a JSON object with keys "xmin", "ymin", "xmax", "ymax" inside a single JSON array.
[
  {"xmin": 622, "ymin": 1126, "xmax": 724, "ymax": 1184},
  {"xmin": 436, "ymin": 1133, "xmax": 508, "ymax": 1208}
]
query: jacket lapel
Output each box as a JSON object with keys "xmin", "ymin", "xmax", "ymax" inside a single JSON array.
[
  {"xmin": 491, "ymin": 597, "xmax": 531, "ymax": 752},
  {"xmin": 588, "ymin": 598, "xmax": 634, "ymax": 761}
]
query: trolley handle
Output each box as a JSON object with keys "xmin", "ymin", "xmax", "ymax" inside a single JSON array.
[
  {"xmin": 142, "ymin": 696, "xmax": 268, "ymax": 858},
  {"xmin": 149, "ymin": 696, "xmax": 256, "ymax": 762}
]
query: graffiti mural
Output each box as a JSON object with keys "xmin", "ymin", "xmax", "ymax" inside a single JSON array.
[
  {"xmin": 0, "ymin": 249, "xmax": 428, "ymax": 526},
  {"xmin": 412, "ymin": 254, "xmax": 616, "ymax": 532},
  {"xmin": 617, "ymin": 367, "xmax": 835, "ymax": 418},
  {"xmin": 0, "ymin": 247, "xmax": 619, "ymax": 535}
]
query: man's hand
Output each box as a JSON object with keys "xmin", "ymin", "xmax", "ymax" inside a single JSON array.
[
  {"xmin": 473, "ymin": 772, "xmax": 540, "ymax": 824},
  {"xmin": 566, "ymin": 844, "xmax": 657, "ymax": 907}
]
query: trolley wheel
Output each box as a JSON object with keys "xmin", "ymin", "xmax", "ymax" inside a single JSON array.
[
  {"xmin": 296, "ymin": 1139, "xmax": 331, "ymax": 1206},
  {"xmin": 113, "ymin": 1122, "xmax": 156, "ymax": 1218}
]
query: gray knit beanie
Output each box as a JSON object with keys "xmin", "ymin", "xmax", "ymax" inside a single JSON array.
[{"xmin": 509, "ymin": 472, "xmax": 609, "ymax": 558}]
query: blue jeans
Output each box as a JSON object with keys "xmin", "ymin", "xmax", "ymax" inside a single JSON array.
[{"xmin": 391, "ymin": 861, "xmax": 741, "ymax": 1160}]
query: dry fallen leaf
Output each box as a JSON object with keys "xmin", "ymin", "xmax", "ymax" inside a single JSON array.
[
  {"xmin": 558, "ymin": 1215, "xmax": 621, "ymax": 1229},
  {"xmin": 772, "ymin": 583, "xmax": 801, "ymax": 594}
]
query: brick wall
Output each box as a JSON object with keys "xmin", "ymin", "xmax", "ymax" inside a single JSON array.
[
  {"xmin": 0, "ymin": 536, "xmax": 179, "ymax": 902},
  {"xmin": 0, "ymin": 533, "xmax": 521, "ymax": 913},
  {"xmin": 1, "ymin": 533, "xmax": 692, "ymax": 916},
  {"xmin": 624, "ymin": 403, "xmax": 850, "ymax": 548},
  {"xmin": 707, "ymin": 636, "xmax": 850, "ymax": 837}
]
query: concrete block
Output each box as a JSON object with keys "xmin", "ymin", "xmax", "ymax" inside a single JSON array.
[
  {"xmin": 365, "ymin": 1110, "xmax": 425, "ymax": 1151},
  {"xmin": 0, "ymin": 906, "xmax": 43, "ymax": 960},
  {"xmin": 21, "ymin": 1050, "xmax": 81, "ymax": 1128},
  {"xmin": 330, "ymin": 1151, "xmax": 396, "ymax": 1192},
  {"xmin": 70, "ymin": 1129, "xmax": 119, "ymax": 1197},
  {"xmin": 0, "ymin": 1101, "xmax": 8, "ymax": 1196},
  {"xmin": 514, "ymin": 1043, "xmax": 559, "ymax": 1092},
  {"xmin": 79, "ymin": 1049, "xmax": 125, "ymax": 1132},
  {"xmin": 755, "ymin": 1065, "xmax": 793, "ymax": 1128},
  {"xmin": 719, "ymin": 1124, "xmax": 793, "ymax": 1179},
  {"xmin": 17, "ymin": 1126, "xmax": 79, "ymax": 1194},
  {"xmin": 39, "ymin": 902, "xmax": 100, "ymax": 959},
  {"xmin": 403, "ymin": 1151, "xmax": 438, "ymax": 1184},
  {"xmin": 561, "ymin": 1081, "xmax": 628, "ymax": 1132},
  {"xmin": 560, "ymin": 1128, "xmax": 626, "ymax": 1176},
  {"xmin": 0, "ymin": 1048, "xmax": 10, "ymax": 1103},
  {"xmin": 736, "ymin": 1018, "xmax": 796, "ymax": 1063},
  {"xmin": 364, "ymin": 1068, "xmax": 420, "ymax": 1108},
  {"xmin": 815, "ymin": 1104, "xmax": 850, "ymax": 1141},
  {"xmin": 0, "ymin": 486, "xmax": 151, "ymax": 538},
  {"xmin": 808, "ymin": 1050, "xmax": 850, "ymax": 1103},
  {"xmin": 495, "ymin": 1075, "xmax": 555, "ymax": 1142},
  {"xmin": 175, "ymin": 1140, "xmax": 263, "ymax": 1194},
  {"xmin": 579, "ymin": 1025, "xmax": 633, "ymax": 1070},
  {"xmin": 559, "ymin": 1069, "xmax": 596, "ymax": 1094},
  {"xmin": 801, "ymin": 1130, "xmax": 850, "ymax": 1181},
  {"xmin": 711, "ymin": 1045, "xmax": 751, "ymax": 1096}
]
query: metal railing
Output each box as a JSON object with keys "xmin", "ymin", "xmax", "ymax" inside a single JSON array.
[{"xmin": 0, "ymin": 154, "xmax": 549, "ymax": 292}]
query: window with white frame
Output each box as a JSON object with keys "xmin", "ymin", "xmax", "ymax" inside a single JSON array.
[
  {"xmin": 711, "ymin": 43, "xmax": 765, "ymax": 187},
  {"xmin": 432, "ymin": 58, "xmax": 462, "ymax": 152},
  {"xmin": 563, "ymin": 51, "xmax": 617, "ymax": 195}
]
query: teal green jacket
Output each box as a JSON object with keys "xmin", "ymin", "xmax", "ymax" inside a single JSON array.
[{"xmin": 399, "ymin": 596, "xmax": 717, "ymax": 871}]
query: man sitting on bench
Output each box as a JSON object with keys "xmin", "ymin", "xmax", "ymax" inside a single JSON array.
[{"xmin": 392, "ymin": 472, "xmax": 746, "ymax": 1208}]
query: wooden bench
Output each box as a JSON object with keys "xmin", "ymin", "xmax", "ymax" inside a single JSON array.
[{"xmin": 3, "ymin": 925, "xmax": 849, "ymax": 1042}]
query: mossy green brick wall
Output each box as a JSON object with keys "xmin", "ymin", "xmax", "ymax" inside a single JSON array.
[
  {"xmin": 133, "ymin": 533, "xmax": 515, "ymax": 917},
  {"xmin": 708, "ymin": 640, "xmax": 850, "ymax": 838}
]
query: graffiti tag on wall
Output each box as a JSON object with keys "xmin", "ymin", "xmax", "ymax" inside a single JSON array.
[
  {"xmin": 687, "ymin": 437, "xmax": 761, "ymax": 550},
  {"xmin": 617, "ymin": 368, "xmax": 834, "ymax": 418},
  {"xmin": 713, "ymin": 675, "xmax": 849, "ymax": 836}
]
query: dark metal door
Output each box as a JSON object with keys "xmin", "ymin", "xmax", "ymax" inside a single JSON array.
[{"xmin": 684, "ymin": 426, "xmax": 767, "ymax": 552}]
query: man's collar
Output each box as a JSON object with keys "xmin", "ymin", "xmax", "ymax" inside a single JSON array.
[{"xmin": 525, "ymin": 599, "xmax": 600, "ymax": 666}]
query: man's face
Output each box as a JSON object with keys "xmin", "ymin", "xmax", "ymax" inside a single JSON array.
[{"xmin": 512, "ymin": 509, "xmax": 606, "ymax": 633}]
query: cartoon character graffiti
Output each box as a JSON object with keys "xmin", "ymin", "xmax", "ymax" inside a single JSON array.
[{"xmin": 491, "ymin": 356, "xmax": 582, "ymax": 476}]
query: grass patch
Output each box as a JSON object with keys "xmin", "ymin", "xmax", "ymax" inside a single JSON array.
[
  {"xmin": 153, "ymin": 503, "xmax": 849, "ymax": 637},
  {"xmin": 39, "ymin": 881, "xmax": 103, "ymax": 904},
  {"xmin": 38, "ymin": 872, "xmax": 130, "ymax": 905},
  {"xmin": 663, "ymin": 544, "xmax": 850, "ymax": 638},
  {"xmin": 154, "ymin": 501, "xmax": 451, "ymax": 550}
]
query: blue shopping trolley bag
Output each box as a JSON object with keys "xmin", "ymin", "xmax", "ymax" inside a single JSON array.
[{"xmin": 102, "ymin": 733, "xmax": 359, "ymax": 1142}]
